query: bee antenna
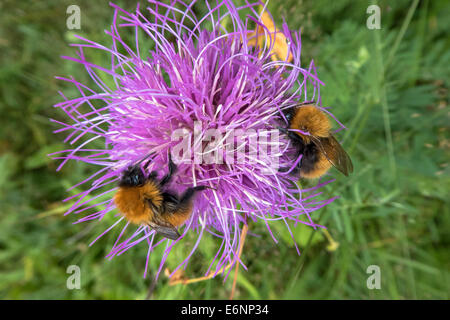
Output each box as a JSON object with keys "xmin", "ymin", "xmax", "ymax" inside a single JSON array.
[
  {"xmin": 134, "ymin": 152, "xmax": 156, "ymax": 166},
  {"xmin": 193, "ymin": 185, "xmax": 216, "ymax": 191}
]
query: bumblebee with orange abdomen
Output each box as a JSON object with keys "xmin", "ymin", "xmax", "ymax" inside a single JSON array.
[
  {"xmin": 114, "ymin": 152, "xmax": 209, "ymax": 240},
  {"xmin": 279, "ymin": 102, "xmax": 353, "ymax": 179}
]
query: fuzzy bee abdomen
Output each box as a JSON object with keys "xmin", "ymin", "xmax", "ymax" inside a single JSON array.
[
  {"xmin": 165, "ymin": 203, "xmax": 193, "ymax": 227},
  {"xmin": 300, "ymin": 151, "xmax": 332, "ymax": 179}
]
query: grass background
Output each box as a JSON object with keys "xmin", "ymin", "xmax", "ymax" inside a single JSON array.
[{"xmin": 0, "ymin": 0, "xmax": 449, "ymax": 299}]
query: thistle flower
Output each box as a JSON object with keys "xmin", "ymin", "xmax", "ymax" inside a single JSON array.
[{"xmin": 52, "ymin": 0, "xmax": 339, "ymax": 280}]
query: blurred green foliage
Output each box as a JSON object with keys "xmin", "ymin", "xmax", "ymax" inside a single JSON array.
[{"xmin": 0, "ymin": 0, "xmax": 449, "ymax": 299}]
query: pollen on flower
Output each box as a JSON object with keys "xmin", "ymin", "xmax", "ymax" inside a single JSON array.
[
  {"xmin": 247, "ymin": 11, "xmax": 294, "ymax": 62},
  {"xmin": 51, "ymin": 0, "xmax": 339, "ymax": 281}
]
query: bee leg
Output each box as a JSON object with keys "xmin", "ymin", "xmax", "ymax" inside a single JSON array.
[
  {"xmin": 278, "ymin": 163, "xmax": 301, "ymax": 175},
  {"xmin": 277, "ymin": 127, "xmax": 305, "ymax": 145},
  {"xmin": 178, "ymin": 186, "xmax": 208, "ymax": 207},
  {"xmin": 160, "ymin": 150, "xmax": 177, "ymax": 186},
  {"xmin": 288, "ymin": 131, "xmax": 305, "ymax": 145},
  {"xmin": 293, "ymin": 160, "xmax": 302, "ymax": 175}
]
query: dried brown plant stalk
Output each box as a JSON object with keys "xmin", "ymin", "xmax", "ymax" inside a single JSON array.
[{"xmin": 168, "ymin": 223, "xmax": 249, "ymax": 288}]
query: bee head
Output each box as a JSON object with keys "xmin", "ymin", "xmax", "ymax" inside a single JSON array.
[{"xmin": 119, "ymin": 165, "xmax": 146, "ymax": 187}]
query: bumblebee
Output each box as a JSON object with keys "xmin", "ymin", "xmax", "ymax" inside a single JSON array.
[
  {"xmin": 280, "ymin": 102, "xmax": 353, "ymax": 179},
  {"xmin": 114, "ymin": 152, "xmax": 208, "ymax": 240}
]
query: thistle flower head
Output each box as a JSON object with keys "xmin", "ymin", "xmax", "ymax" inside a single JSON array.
[{"xmin": 52, "ymin": 0, "xmax": 339, "ymax": 280}]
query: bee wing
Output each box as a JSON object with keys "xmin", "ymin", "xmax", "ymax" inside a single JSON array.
[
  {"xmin": 310, "ymin": 134, "xmax": 353, "ymax": 176},
  {"xmin": 147, "ymin": 217, "xmax": 181, "ymax": 240},
  {"xmin": 145, "ymin": 195, "xmax": 180, "ymax": 240}
]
